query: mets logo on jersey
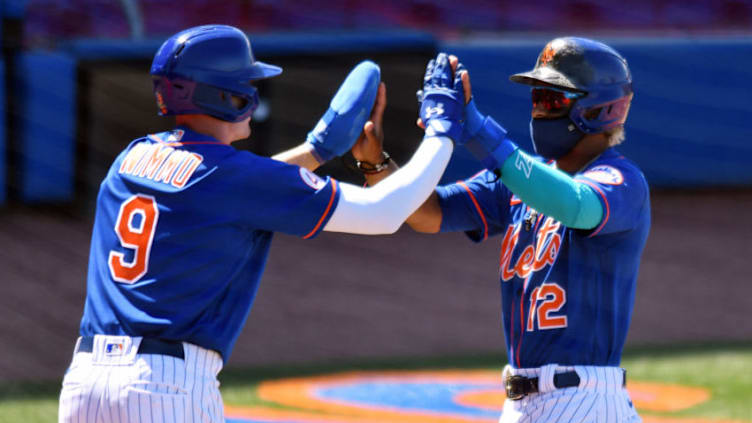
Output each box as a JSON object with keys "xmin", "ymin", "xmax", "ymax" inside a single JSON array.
[
  {"xmin": 499, "ymin": 217, "xmax": 562, "ymax": 281},
  {"xmin": 299, "ymin": 168, "xmax": 327, "ymax": 190},
  {"xmin": 582, "ymin": 165, "xmax": 624, "ymax": 185}
]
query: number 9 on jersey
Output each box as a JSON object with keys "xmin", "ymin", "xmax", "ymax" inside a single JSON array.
[{"xmin": 108, "ymin": 194, "xmax": 160, "ymax": 284}]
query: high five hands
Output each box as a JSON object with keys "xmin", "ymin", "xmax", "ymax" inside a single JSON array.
[{"xmin": 352, "ymin": 52, "xmax": 512, "ymax": 174}]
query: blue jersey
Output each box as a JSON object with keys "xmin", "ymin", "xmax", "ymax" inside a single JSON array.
[
  {"xmin": 437, "ymin": 148, "xmax": 650, "ymax": 368},
  {"xmin": 80, "ymin": 127, "xmax": 340, "ymax": 361}
]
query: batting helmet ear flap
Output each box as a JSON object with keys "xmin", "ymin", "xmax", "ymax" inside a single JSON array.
[
  {"xmin": 171, "ymin": 81, "xmax": 191, "ymax": 100},
  {"xmin": 192, "ymin": 83, "xmax": 260, "ymax": 122},
  {"xmin": 152, "ymin": 77, "xmax": 203, "ymax": 117},
  {"xmin": 569, "ymin": 89, "xmax": 633, "ymax": 133}
]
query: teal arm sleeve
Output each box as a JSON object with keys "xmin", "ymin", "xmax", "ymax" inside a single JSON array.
[{"xmin": 499, "ymin": 149, "xmax": 604, "ymax": 229}]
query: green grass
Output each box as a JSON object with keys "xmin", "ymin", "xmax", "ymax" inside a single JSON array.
[
  {"xmin": 621, "ymin": 343, "xmax": 752, "ymax": 421},
  {"xmin": 2, "ymin": 344, "xmax": 750, "ymax": 423}
]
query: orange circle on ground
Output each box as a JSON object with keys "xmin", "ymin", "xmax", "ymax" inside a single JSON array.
[
  {"xmin": 454, "ymin": 390, "xmax": 504, "ymax": 411},
  {"xmin": 627, "ymin": 381, "xmax": 710, "ymax": 412}
]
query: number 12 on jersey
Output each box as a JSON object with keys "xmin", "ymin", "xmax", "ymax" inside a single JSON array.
[
  {"xmin": 526, "ymin": 282, "xmax": 568, "ymax": 331},
  {"xmin": 108, "ymin": 194, "xmax": 160, "ymax": 284}
]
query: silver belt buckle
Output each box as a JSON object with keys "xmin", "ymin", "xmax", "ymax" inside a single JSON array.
[{"xmin": 505, "ymin": 374, "xmax": 527, "ymax": 401}]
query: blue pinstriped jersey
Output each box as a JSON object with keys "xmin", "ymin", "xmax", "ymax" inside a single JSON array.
[
  {"xmin": 80, "ymin": 127, "xmax": 340, "ymax": 361},
  {"xmin": 437, "ymin": 148, "xmax": 650, "ymax": 368}
]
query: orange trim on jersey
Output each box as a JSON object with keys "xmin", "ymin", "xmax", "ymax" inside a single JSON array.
[
  {"xmin": 303, "ymin": 180, "xmax": 338, "ymax": 240},
  {"xmin": 576, "ymin": 179, "xmax": 611, "ymax": 237},
  {"xmin": 458, "ymin": 181, "xmax": 488, "ymax": 241}
]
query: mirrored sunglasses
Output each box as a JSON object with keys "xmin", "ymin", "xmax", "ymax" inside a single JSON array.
[{"xmin": 531, "ymin": 87, "xmax": 584, "ymax": 113}]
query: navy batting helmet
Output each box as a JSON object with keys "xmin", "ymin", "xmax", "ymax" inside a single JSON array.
[
  {"xmin": 510, "ymin": 37, "xmax": 633, "ymax": 134},
  {"xmin": 150, "ymin": 25, "xmax": 282, "ymax": 122}
]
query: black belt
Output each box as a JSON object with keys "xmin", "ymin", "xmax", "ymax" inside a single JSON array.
[
  {"xmin": 77, "ymin": 336, "xmax": 184, "ymax": 360},
  {"xmin": 505, "ymin": 370, "xmax": 626, "ymax": 401}
]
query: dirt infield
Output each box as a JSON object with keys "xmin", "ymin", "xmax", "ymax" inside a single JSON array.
[
  {"xmin": 0, "ymin": 189, "xmax": 750, "ymax": 382},
  {"xmin": 222, "ymin": 369, "xmax": 737, "ymax": 423}
]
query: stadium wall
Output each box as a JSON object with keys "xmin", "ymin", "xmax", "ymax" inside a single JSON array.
[{"xmin": 4, "ymin": 34, "xmax": 752, "ymax": 203}]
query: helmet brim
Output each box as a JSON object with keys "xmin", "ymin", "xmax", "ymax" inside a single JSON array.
[
  {"xmin": 248, "ymin": 61, "xmax": 282, "ymax": 80},
  {"xmin": 510, "ymin": 67, "xmax": 582, "ymax": 92}
]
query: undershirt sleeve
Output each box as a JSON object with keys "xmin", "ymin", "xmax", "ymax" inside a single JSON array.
[{"xmin": 498, "ymin": 148, "xmax": 603, "ymax": 230}]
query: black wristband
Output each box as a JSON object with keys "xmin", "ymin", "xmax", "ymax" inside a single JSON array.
[{"xmin": 356, "ymin": 151, "xmax": 391, "ymax": 174}]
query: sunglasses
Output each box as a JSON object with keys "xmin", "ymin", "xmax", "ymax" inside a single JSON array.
[{"xmin": 531, "ymin": 87, "xmax": 584, "ymax": 113}]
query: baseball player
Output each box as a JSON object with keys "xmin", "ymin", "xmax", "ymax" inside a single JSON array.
[
  {"xmin": 353, "ymin": 38, "xmax": 649, "ymax": 422},
  {"xmin": 58, "ymin": 25, "xmax": 466, "ymax": 422}
]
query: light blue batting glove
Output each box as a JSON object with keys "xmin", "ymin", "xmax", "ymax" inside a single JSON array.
[{"xmin": 306, "ymin": 60, "xmax": 381, "ymax": 163}]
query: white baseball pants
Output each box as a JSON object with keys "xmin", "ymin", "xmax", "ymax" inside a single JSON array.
[
  {"xmin": 59, "ymin": 335, "xmax": 224, "ymax": 423},
  {"xmin": 499, "ymin": 364, "xmax": 641, "ymax": 423}
]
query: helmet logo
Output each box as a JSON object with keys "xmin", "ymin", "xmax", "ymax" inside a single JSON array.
[
  {"xmin": 156, "ymin": 92, "xmax": 168, "ymax": 115},
  {"xmin": 539, "ymin": 44, "xmax": 555, "ymax": 66}
]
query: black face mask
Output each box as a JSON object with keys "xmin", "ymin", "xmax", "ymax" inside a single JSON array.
[{"xmin": 529, "ymin": 117, "xmax": 585, "ymax": 159}]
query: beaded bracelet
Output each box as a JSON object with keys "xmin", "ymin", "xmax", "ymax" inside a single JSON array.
[{"xmin": 356, "ymin": 151, "xmax": 392, "ymax": 174}]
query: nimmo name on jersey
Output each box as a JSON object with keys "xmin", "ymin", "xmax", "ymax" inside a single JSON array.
[{"xmin": 119, "ymin": 141, "xmax": 204, "ymax": 188}]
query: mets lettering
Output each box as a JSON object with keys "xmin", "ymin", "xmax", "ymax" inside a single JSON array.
[{"xmin": 499, "ymin": 216, "xmax": 562, "ymax": 281}]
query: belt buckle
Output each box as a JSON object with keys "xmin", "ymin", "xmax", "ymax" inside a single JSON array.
[{"xmin": 505, "ymin": 375, "xmax": 527, "ymax": 401}]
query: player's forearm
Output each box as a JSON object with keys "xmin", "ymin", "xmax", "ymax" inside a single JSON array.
[
  {"xmin": 272, "ymin": 143, "xmax": 323, "ymax": 171},
  {"xmin": 499, "ymin": 149, "xmax": 603, "ymax": 229},
  {"xmin": 323, "ymin": 136, "xmax": 453, "ymax": 234},
  {"xmin": 405, "ymin": 191, "xmax": 442, "ymax": 233},
  {"xmin": 361, "ymin": 159, "xmax": 442, "ymax": 234}
]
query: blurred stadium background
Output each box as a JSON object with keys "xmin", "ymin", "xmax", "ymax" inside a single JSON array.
[{"xmin": 0, "ymin": 0, "xmax": 751, "ymax": 394}]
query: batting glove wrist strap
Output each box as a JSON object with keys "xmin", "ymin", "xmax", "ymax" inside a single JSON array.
[
  {"xmin": 464, "ymin": 97, "xmax": 485, "ymax": 136},
  {"xmin": 464, "ymin": 116, "xmax": 517, "ymax": 171},
  {"xmin": 306, "ymin": 108, "xmax": 338, "ymax": 162},
  {"xmin": 420, "ymin": 93, "xmax": 464, "ymax": 142}
]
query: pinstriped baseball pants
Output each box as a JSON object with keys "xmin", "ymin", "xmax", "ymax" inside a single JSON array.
[
  {"xmin": 59, "ymin": 336, "xmax": 224, "ymax": 423},
  {"xmin": 499, "ymin": 364, "xmax": 641, "ymax": 423}
]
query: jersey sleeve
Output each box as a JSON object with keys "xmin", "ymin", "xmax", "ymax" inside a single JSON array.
[
  {"xmin": 222, "ymin": 153, "xmax": 340, "ymax": 239},
  {"xmin": 574, "ymin": 160, "xmax": 649, "ymax": 237},
  {"xmin": 436, "ymin": 170, "xmax": 512, "ymax": 242}
]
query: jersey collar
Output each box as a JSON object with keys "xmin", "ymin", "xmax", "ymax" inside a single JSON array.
[
  {"xmin": 148, "ymin": 126, "xmax": 224, "ymax": 146},
  {"xmin": 572, "ymin": 147, "xmax": 621, "ymax": 174},
  {"xmin": 590, "ymin": 147, "xmax": 624, "ymax": 167}
]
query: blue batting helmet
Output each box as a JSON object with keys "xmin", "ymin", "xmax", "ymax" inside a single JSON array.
[
  {"xmin": 150, "ymin": 25, "xmax": 282, "ymax": 122},
  {"xmin": 510, "ymin": 37, "xmax": 633, "ymax": 134}
]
